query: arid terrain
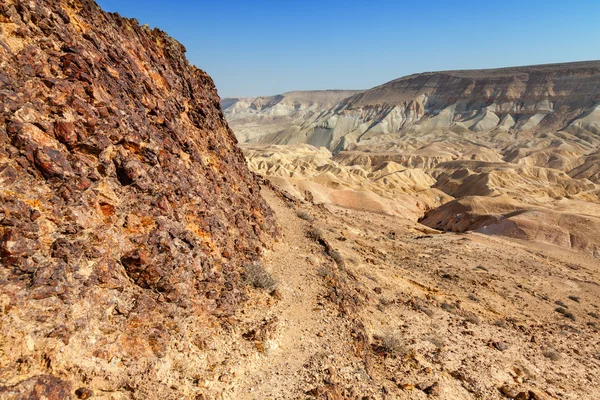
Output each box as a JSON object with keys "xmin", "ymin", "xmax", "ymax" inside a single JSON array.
[
  {"xmin": 224, "ymin": 63, "xmax": 600, "ymax": 259},
  {"xmin": 220, "ymin": 62, "xmax": 600, "ymax": 399},
  {"xmin": 0, "ymin": 0, "xmax": 599, "ymax": 399}
]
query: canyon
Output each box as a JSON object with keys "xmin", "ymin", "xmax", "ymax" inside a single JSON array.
[
  {"xmin": 0, "ymin": 0, "xmax": 598, "ymax": 399},
  {"xmin": 224, "ymin": 62, "xmax": 600, "ymax": 258}
]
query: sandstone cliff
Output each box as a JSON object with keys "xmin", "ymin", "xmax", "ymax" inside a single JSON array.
[
  {"xmin": 0, "ymin": 0, "xmax": 276, "ymax": 398},
  {"xmin": 224, "ymin": 61, "xmax": 600, "ymax": 154},
  {"xmin": 222, "ymin": 90, "xmax": 362, "ymax": 144}
]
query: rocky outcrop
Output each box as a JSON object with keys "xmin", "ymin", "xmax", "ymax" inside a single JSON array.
[{"xmin": 0, "ymin": 0, "xmax": 276, "ymax": 397}]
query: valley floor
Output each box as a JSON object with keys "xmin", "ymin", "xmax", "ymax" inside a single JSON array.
[{"xmin": 221, "ymin": 185, "xmax": 600, "ymax": 399}]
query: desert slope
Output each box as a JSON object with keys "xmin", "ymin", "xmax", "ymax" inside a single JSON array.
[
  {"xmin": 226, "ymin": 62, "xmax": 600, "ymax": 258},
  {"xmin": 222, "ymin": 90, "xmax": 362, "ymax": 144},
  {"xmin": 226, "ymin": 61, "xmax": 600, "ymax": 154},
  {"xmin": 0, "ymin": 0, "xmax": 276, "ymax": 397}
]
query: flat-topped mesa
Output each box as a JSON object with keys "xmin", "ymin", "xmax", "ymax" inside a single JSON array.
[
  {"xmin": 225, "ymin": 61, "xmax": 600, "ymax": 152},
  {"xmin": 0, "ymin": 0, "xmax": 276, "ymax": 397},
  {"xmin": 347, "ymin": 61, "xmax": 600, "ymax": 108}
]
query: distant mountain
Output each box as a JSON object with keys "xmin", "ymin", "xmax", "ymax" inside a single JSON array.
[
  {"xmin": 223, "ymin": 61, "xmax": 600, "ymax": 153},
  {"xmin": 221, "ymin": 90, "xmax": 363, "ymax": 143}
]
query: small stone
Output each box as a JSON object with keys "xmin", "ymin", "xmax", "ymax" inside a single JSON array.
[
  {"xmin": 515, "ymin": 392, "xmax": 529, "ymax": 400},
  {"xmin": 75, "ymin": 387, "xmax": 93, "ymax": 399},
  {"xmin": 270, "ymin": 288, "xmax": 282, "ymax": 300},
  {"xmin": 493, "ymin": 341, "xmax": 509, "ymax": 351},
  {"xmin": 423, "ymin": 382, "xmax": 440, "ymax": 396},
  {"xmin": 399, "ymin": 383, "xmax": 415, "ymax": 391},
  {"xmin": 528, "ymin": 390, "xmax": 550, "ymax": 400},
  {"xmin": 499, "ymin": 384, "xmax": 520, "ymax": 398}
]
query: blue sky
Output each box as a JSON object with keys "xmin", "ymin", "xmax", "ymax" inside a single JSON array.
[{"xmin": 96, "ymin": 0, "xmax": 600, "ymax": 98}]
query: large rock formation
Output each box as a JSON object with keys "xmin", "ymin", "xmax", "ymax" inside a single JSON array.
[
  {"xmin": 224, "ymin": 61, "xmax": 600, "ymax": 153},
  {"xmin": 224, "ymin": 64, "xmax": 600, "ymax": 258},
  {"xmin": 0, "ymin": 0, "xmax": 276, "ymax": 397}
]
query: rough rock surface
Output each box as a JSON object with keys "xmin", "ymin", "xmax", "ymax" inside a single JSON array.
[{"xmin": 0, "ymin": 0, "xmax": 276, "ymax": 398}]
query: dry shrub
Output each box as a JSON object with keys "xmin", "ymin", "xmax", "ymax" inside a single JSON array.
[
  {"xmin": 296, "ymin": 210, "xmax": 314, "ymax": 222},
  {"xmin": 380, "ymin": 331, "xmax": 403, "ymax": 354},
  {"xmin": 543, "ymin": 350, "xmax": 561, "ymax": 361},
  {"xmin": 317, "ymin": 265, "xmax": 333, "ymax": 278},
  {"xmin": 555, "ymin": 307, "xmax": 576, "ymax": 321},
  {"xmin": 328, "ymin": 249, "xmax": 345, "ymax": 269},
  {"xmin": 307, "ymin": 226, "xmax": 324, "ymax": 241},
  {"xmin": 244, "ymin": 262, "xmax": 276, "ymax": 291}
]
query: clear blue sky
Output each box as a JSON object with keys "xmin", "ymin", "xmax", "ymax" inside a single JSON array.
[{"xmin": 95, "ymin": 0, "xmax": 600, "ymax": 98}]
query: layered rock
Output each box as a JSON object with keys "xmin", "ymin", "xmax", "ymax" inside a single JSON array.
[
  {"xmin": 222, "ymin": 90, "xmax": 362, "ymax": 144},
  {"xmin": 224, "ymin": 61, "xmax": 600, "ymax": 154},
  {"xmin": 0, "ymin": 0, "xmax": 276, "ymax": 397}
]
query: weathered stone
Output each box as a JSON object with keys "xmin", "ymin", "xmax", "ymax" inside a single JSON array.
[
  {"xmin": 0, "ymin": 375, "xmax": 72, "ymax": 400},
  {"xmin": 0, "ymin": 0, "xmax": 277, "ymax": 398}
]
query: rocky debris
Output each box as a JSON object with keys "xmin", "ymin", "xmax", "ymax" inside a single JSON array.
[
  {"xmin": 499, "ymin": 385, "xmax": 552, "ymax": 400},
  {"xmin": 0, "ymin": 0, "xmax": 276, "ymax": 398},
  {"xmin": 423, "ymin": 382, "xmax": 440, "ymax": 396},
  {"xmin": 0, "ymin": 375, "xmax": 72, "ymax": 400},
  {"xmin": 492, "ymin": 341, "xmax": 509, "ymax": 351}
]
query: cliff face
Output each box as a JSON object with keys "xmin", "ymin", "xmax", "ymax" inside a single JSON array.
[
  {"xmin": 224, "ymin": 61, "xmax": 600, "ymax": 153},
  {"xmin": 0, "ymin": 0, "xmax": 275, "ymax": 397},
  {"xmin": 221, "ymin": 90, "xmax": 363, "ymax": 143}
]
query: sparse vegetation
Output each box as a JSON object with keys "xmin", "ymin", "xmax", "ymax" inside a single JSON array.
[
  {"xmin": 555, "ymin": 300, "xmax": 568, "ymax": 308},
  {"xmin": 416, "ymin": 304, "xmax": 435, "ymax": 318},
  {"xmin": 463, "ymin": 311, "xmax": 481, "ymax": 325},
  {"xmin": 244, "ymin": 262, "xmax": 276, "ymax": 291},
  {"xmin": 441, "ymin": 302, "xmax": 457, "ymax": 313},
  {"xmin": 568, "ymin": 295, "xmax": 581, "ymax": 303},
  {"xmin": 543, "ymin": 350, "xmax": 561, "ymax": 361},
  {"xmin": 317, "ymin": 265, "xmax": 333, "ymax": 279},
  {"xmin": 426, "ymin": 336, "xmax": 445, "ymax": 349},
  {"xmin": 555, "ymin": 307, "xmax": 576, "ymax": 321},
  {"xmin": 589, "ymin": 312, "xmax": 599, "ymax": 320},
  {"xmin": 494, "ymin": 319, "xmax": 508, "ymax": 328},
  {"xmin": 380, "ymin": 331, "xmax": 403, "ymax": 355},
  {"xmin": 306, "ymin": 226, "xmax": 324, "ymax": 241},
  {"xmin": 328, "ymin": 249, "xmax": 345, "ymax": 269},
  {"xmin": 468, "ymin": 294, "xmax": 481, "ymax": 303},
  {"xmin": 296, "ymin": 210, "xmax": 314, "ymax": 222},
  {"xmin": 377, "ymin": 297, "xmax": 393, "ymax": 311}
]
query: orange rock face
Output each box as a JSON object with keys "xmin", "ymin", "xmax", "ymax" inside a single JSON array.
[{"xmin": 0, "ymin": 0, "xmax": 276, "ymax": 397}]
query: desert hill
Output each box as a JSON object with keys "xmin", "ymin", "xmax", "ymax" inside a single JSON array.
[
  {"xmin": 226, "ymin": 62, "xmax": 600, "ymax": 259},
  {"xmin": 222, "ymin": 90, "xmax": 362, "ymax": 144},
  {"xmin": 225, "ymin": 61, "xmax": 600, "ymax": 154},
  {"xmin": 222, "ymin": 63, "xmax": 600, "ymax": 398}
]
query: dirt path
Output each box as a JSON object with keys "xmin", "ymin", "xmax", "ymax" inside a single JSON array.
[{"xmin": 231, "ymin": 189, "xmax": 359, "ymax": 399}]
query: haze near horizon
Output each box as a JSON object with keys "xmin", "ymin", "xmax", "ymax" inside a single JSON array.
[{"xmin": 95, "ymin": 0, "xmax": 600, "ymax": 98}]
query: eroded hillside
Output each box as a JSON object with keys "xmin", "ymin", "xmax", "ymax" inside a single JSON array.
[{"xmin": 226, "ymin": 63, "xmax": 600, "ymax": 258}]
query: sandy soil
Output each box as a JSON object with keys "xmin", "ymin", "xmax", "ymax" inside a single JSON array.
[{"xmin": 217, "ymin": 186, "xmax": 599, "ymax": 399}]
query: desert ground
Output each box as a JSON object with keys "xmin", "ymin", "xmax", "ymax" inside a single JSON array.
[
  {"xmin": 209, "ymin": 184, "xmax": 600, "ymax": 399},
  {"xmin": 1, "ymin": 1, "xmax": 598, "ymax": 398},
  {"xmin": 219, "ymin": 63, "xmax": 600, "ymax": 399}
]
